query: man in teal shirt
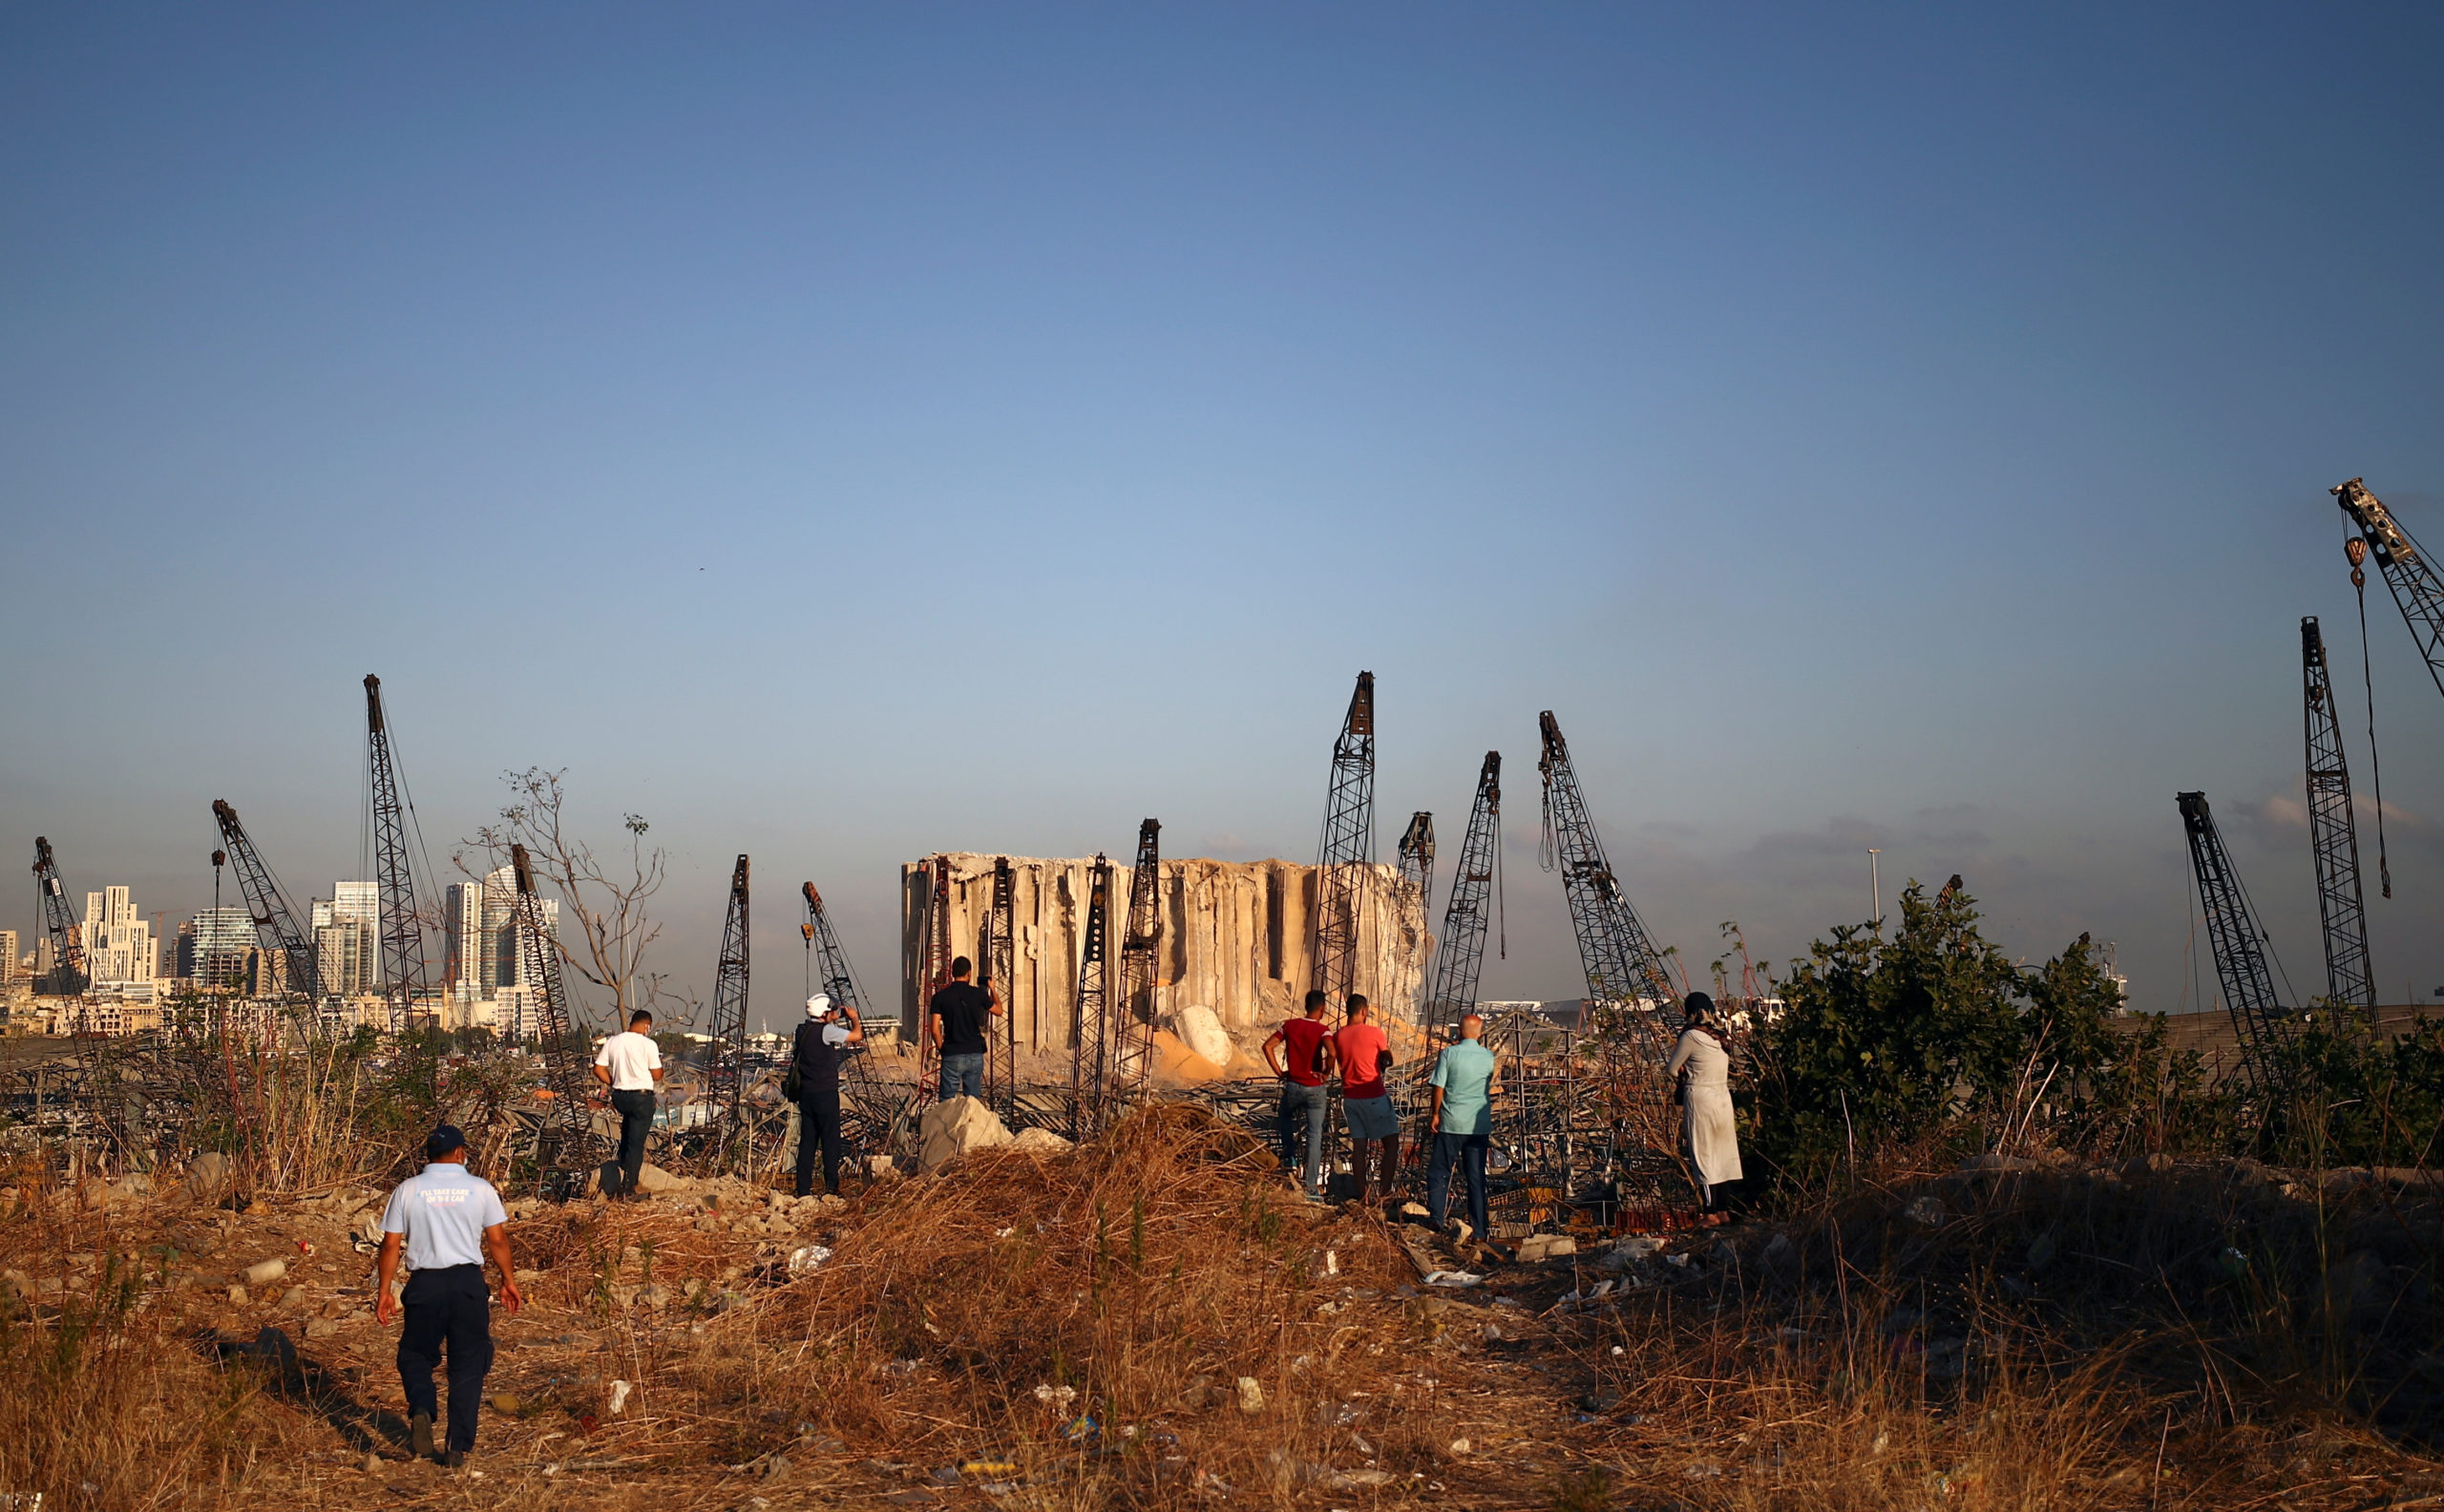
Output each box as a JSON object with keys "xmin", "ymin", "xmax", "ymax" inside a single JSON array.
[{"xmin": 1426, "ymin": 1012, "xmax": 1502, "ymax": 1240}]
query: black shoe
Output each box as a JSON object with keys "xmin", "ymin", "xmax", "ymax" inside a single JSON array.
[
  {"xmin": 409, "ymin": 1412, "xmax": 435, "ymax": 1462},
  {"xmin": 445, "ymin": 1449, "xmax": 467, "ymax": 1469}
]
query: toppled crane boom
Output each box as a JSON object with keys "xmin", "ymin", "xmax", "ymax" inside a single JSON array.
[{"xmin": 2301, "ymin": 619, "xmax": 2375, "ymax": 1010}]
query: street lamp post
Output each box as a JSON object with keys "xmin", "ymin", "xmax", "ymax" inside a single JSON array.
[{"xmin": 1868, "ymin": 849, "xmax": 1882, "ymax": 931}]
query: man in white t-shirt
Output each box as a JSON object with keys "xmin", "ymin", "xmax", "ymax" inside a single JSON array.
[
  {"xmin": 376, "ymin": 1124, "xmax": 523, "ymax": 1466},
  {"xmin": 592, "ymin": 1010, "xmax": 664, "ymax": 1199}
]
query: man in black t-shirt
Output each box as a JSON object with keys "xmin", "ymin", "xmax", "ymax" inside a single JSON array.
[
  {"xmin": 792, "ymin": 994, "xmax": 865, "ymax": 1197},
  {"xmin": 925, "ymin": 955, "xmax": 1001, "ymax": 1102}
]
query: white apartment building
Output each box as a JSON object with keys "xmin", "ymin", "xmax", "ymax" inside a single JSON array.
[
  {"xmin": 81, "ymin": 887, "xmax": 156, "ymax": 1003},
  {"xmin": 0, "ymin": 929, "xmax": 16, "ymax": 989}
]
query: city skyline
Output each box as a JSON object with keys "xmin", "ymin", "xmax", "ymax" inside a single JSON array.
[{"xmin": 6, "ymin": 8, "xmax": 2444, "ymax": 1026}]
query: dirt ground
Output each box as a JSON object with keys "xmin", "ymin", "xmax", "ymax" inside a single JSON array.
[{"xmin": 7, "ymin": 1114, "xmax": 2444, "ymax": 1510}]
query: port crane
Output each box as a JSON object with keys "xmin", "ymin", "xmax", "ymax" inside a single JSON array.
[{"xmin": 2301, "ymin": 619, "xmax": 2375, "ymax": 1010}]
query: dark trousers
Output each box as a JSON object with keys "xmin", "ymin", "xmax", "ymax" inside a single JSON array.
[
  {"xmin": 397, "ymin": 1265, "xmax": 493, "ymax": 1454},
  {"xmin": 1427, "ymin": 1131, "xmax": 1490, "ymax": 1235},
  {"xmin": 793, "ymin": 1084, "xmax": 844, "ymax": 1197},
  {"xmin": 611, "ymin": 1088, "xmax": 655, "ymax": 1194}
]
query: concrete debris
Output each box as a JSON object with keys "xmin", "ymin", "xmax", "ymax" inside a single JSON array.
[
  {"xmin": 918, "ymin": 1097, "xmax": 1012, "ymax": 1171},
  {"xmin": 186, "ymin": 1153, "xmax": 236, "ymax": 1204},
  {"xmin": 789, "ymin": 1245, "xmax": 832, "ymax": 1274},
  {"xmin": 1008, "ymin": 1126, "xmax": 1072, "ymax": 1154},
  {"xmin": 1422, "ymin": 1270, "xmax": 1484, "ymax": 1289},
  {"xmin": 237, "ymin": 1258, "xmax": 286, "ymax": 1288},
  {"xmin": 608, "ymin": 1379, "xmax": 632, "ymax": 1415},
  {"xmin": 1514, "ymin": 1234, "xmax": 1575, "ymax": 1263},
  {"xmin": 1167, "ymin": 1004, "xmax": 1235, "ymax": 1066},
  {"xmin": 1235, "ymin": 1376, "xmax": 1266, "ymax": 1414}
]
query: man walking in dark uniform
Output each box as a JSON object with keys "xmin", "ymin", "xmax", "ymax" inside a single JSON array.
[
  {"xmin": 792, "ymin": 993, "xmax": 865, "ymax": 1197},
  {"xmin": 375, "ymin": 1125, "xmax": 525, "ymax": 1466},
  {"xmin": 925, "ymin": 956, "xmax": 1001, "ymax": 1102}
]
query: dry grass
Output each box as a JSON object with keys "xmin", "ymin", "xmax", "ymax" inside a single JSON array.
[{"xmin": 4, "ymin": 1113, "xmax": 2442, "ymax": 1510}]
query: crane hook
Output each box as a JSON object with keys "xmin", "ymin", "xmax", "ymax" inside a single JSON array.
[{"xmin": 2347, "ymin": 535, "xmax": 2368, "ymax": 589}]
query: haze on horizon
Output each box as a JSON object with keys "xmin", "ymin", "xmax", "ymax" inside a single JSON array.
[{"xmin": 5, "ymin": 5, "xmax": 2443, "ymax": 1032}]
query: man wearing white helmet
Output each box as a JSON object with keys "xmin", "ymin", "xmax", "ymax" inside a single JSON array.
[{"xmin": 790, "ymin": 993, "xmax": 864, "ymax": 1197}]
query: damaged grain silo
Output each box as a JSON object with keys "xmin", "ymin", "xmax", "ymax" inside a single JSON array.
[{"xmin": 898, "ymin": 853, "xmax": 1428, "ymax": 1057}]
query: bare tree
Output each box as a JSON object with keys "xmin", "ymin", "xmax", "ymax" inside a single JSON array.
[{"xmin": 455, "ymin": 768, "xmax": 672, "ymax": 1032}]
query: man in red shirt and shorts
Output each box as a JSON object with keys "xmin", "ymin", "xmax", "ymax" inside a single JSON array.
[
  {"xmin": 1334, "ymin": 995, "xmax": 1399, "ymax": 1207},
  {"xmin": 1263, "ymin": 989, "xmax": 1337, "ymax": 1201}
]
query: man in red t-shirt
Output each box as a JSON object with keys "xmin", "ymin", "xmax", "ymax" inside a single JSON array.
[
  {"xmin": 1263, "ymin": 989, "xmax": 1337, "ymax": 1199},
  {"xmin": 1334, "ymin": 995, "xmax": 1400, "ymax": 1206}
]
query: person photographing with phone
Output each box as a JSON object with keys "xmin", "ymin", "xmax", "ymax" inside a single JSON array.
[{"xmin": 790, "ymin": 993, "xmax": 864, "ymax": 1197}]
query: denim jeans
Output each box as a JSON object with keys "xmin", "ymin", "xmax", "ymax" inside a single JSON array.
[
  {"xmin": 938, "ymin": 1052, "xmax": 985, "ymax": 1102},
  {"xmin": 610, "ymin": 1088, "xmax": 655, "ymax": 1195},
  {"xmin": 1427, "ymin": 1131, "xmax": 1490, "ymax": 1234},
  {"xmin": 1276, "ymin": 1080, "xmax": 1329, "ymax": 1192}
]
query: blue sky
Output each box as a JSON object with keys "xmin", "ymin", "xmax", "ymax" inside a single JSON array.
[{"xmin": 6, "ymin": 5, "xmax": 2442, "ymax": 1030}]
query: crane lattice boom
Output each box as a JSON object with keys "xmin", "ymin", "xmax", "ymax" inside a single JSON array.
[
  {"xmin": 364, "ymin": 676, "xmax": 432, "ymax": 1033},
  {"xmin": 1069, "ymin": 854, "xmax": 1114, "ymax": 1139},
  {"xmin": 210, "ymin": 800, "xmax": 317, "ymax": 1005},
  {"xmin": 1113, "ymin": 820, "xmax": 1164, "ymax": 1096},
  {"xmin": 2176, "ymin": 791, "xmax": 2288, "ymax": 1089},
  {"xmin": 512, "ymin": 842, "xmax": 600, "ymax": 1197},
  {"xmin": 2301, "ymin": 619, "xmax": 2375, "ymax": 1011},
  {"xmin": 1423, "ymin": 754, "xmax": 1501, "ymax": 1025},
  {"xmin": 2332, "ymin": 478, "xmax": 2444, "ymax": 704},
  {"xmin": 31, "ymin": 836, "xmax": 87, "ymax": 997},
  {"xmin": 1311, "ymin": 672, "xmax": 1377, "ymax": 1005},
  {"xmin": 703, "ymin": 854, "xmax": 751, "ymax": 1162}
]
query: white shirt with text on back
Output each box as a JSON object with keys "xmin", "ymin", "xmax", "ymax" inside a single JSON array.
[
  {"xmin": 595, "ymin": 1030, "xmax": 663, "ymax": 1092},
  {"xmin": 381, "ymin": 1164, "xmax": 507, "ymax": 1271}
]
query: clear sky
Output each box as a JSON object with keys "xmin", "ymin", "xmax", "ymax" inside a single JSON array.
[{"xmin": 6, "ymin": 5, "xmax": 2443, "ymax": 1032}]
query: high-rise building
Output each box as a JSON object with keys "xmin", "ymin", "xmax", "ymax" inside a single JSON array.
[
  {"xmin": 80, "ymin": 887, "xmax": 156, "ymax": 998},
  {"xmin": 440, "ymin": 867, "xmax": 558, "ymax": 1037},
  {"xmin": 0, "ymin": 930, "xmax": 16, "ymax": 988},
  {"xmin": 311, "ymin": 882, "xmax": 381, "ymax": 1000},
  {"xmin": 180, "ymin": 908, "xmax": 256, "ymax": 988},
  {"xmin": 314, "ymin": 920, "xmax": 375, "ymax": 998}
]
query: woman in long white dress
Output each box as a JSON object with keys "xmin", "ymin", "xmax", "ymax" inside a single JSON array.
[{"xmin": 1666, "ymin": 992, "xmax": 1742, "ymax": 1222}]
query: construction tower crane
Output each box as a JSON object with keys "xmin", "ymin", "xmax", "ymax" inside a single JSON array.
[
  {"xmin": 2331, "ymin": 479, "xmax": 2444, "ymax": 703},
  {"xmin": 1312, "ymin": 673, "xmax": 1377, "ymax": 1006},
  {"xmin": 1537, "ymin": 712, "xmax": 1680, "ymax": 1036},
  {"xmin": 982, "ymin": 857, "xmax": 1018, "ymax": 1124},
  {"xmin": 702, "ymin": 855, "xmax": 751, "ymax": 1163},
  {"xmin": 210, "ymin": 800, "xmax": 318, "ymax": 1004},
  {"xmin": 801, "ymin": 881, "xmax": 901, "ymax": 1161},
  {"xmin": 364, "ymin": 676, "xmax": 432, "ymax": 1033},
  {"xmin": 1069, "ymin": 853, "xmax": 1114, "ymax": 1139},
  {"xmin": 1112, "ymin": 820, "xmax": 1164, "ymax": 1095},
  {"xmin": 31, "ymin": 837, "xmax": 87, "ymax": 996},
  {"xmin": 2302, "ymin": 619, "xmax": 2376, "ymax": 1011},
  {"xmin": 2176, "ymin": 792, "xmax": 2288, "ymax": 1090},
  {"xmin": 1423, "ymin": 754, "xmax": 1501, "ymax": 1026},
  {"xmin": 512, "ymin": 843, "xmax": 601, "ymax": 1198}
]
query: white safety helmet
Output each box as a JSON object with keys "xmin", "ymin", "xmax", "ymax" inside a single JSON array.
[{"xmin": 806, "ymin": 994, "xmax": 833, "ymax": 1019}]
